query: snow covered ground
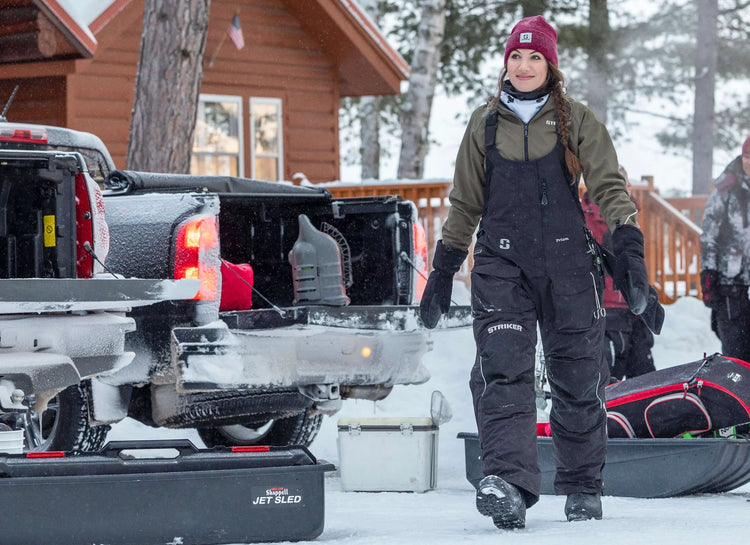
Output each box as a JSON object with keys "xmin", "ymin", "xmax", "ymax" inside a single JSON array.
[{"xmin": 108, "ymin": 295, "xmax": 750, "ymax": 544}]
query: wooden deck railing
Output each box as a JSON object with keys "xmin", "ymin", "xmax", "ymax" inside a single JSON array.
[
  {"xmin": 631, "ymin": 184, "xmax": 704, "ymax": 303},
  {"xmin": 324, "ymin": 178, "xmax": 708, "ymax": 303},
  {"xmin": 663, "ymin": 195, "xmax": 709, "ymax": 228}
]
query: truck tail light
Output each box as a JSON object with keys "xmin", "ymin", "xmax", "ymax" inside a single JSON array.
[
  {"xmin": 413, "ymin": 221, "xmax": 428, "ymax": 302},
  {"xmin": 75, "ymin": 170, "xmax": 110, "ymax": 278},
  {"xmin": 75, "ymin": 171, "xmax": 94, "ymax": 278},
  {"xmin": 174, "ymin": 216, "xmax": 219, "ymax": 300},
  {"xmin": 0, "ymin": 126, "xmax": 48, "ymax": 144}
]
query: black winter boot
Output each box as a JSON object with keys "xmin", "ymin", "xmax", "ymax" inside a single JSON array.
[
  {"xmin": 476, "ymin": 475, "xmax": 526, "ymax": 530},
  {"xmin": 564, "ymin": 492, "xmax": 602, "ymax": 521}
]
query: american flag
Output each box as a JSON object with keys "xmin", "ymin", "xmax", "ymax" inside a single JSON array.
[{"xmin": 227, "ymin": 14, "xmax": 245, "ymax": 50}]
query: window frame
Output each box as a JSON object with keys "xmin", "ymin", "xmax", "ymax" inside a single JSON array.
[
  {"xmin": 192, "ymin": 93, "xmax": 244, "ymax": 177},
  {"xmin": 249, "ymin": 97, "xmax": 284, "ymax": 181}
]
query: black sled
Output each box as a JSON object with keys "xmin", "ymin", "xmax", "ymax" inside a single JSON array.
[
  {"xmin": 0, "ymin": 440, "xmax": 334, "ymax": 545},
  {"xmin": 458, "ymin": 354, "xmax": 750, "ymax": 498}
]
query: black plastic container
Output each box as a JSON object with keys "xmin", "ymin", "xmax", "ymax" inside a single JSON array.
[
  {"xmin": 458, "ymin": 432, "xmax": 750, "ymax": 498},
  {"xmin": 0, "ymin": 152, "xmax": 78, "ymax": 278},
  {"xmin": 0, "ymin": 440, "xmax": 334, "ymax": 544}
]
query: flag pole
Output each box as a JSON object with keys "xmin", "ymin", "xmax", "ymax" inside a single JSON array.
[
  {"xmin": 208, "ymin": 33, "xmax": 227, "ymax": 68},
  {"xmin": 208, "ymin": 8, "xmax": 240, "ymax": 68}
]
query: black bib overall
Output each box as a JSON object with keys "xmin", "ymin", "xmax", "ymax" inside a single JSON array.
[{"xmin": 469, "ymin": 110, "xmax": 608, "ymax": 505}]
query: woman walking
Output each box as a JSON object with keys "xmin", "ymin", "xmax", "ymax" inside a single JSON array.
[{"xmin": 419, "ymin": 15, "xmax": 650, "ymax": 529}]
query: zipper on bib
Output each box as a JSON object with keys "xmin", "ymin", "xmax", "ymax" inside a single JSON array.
[{"xmin": 523, "ymin": 124, "xmax": 529, "ymax": 161}]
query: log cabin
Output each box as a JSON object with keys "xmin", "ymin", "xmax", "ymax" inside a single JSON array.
[{"xmin": 0, "ymin": 0, "xmax": 409, "ymax": 182}]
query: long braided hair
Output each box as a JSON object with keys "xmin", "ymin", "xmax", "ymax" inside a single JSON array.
[{"xmin": 485, "ymin": 62, "xmax": 582, "ymax": 181}]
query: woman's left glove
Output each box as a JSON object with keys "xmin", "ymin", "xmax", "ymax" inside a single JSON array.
[
  {"xmin": 611, "ymin": 224, "xmax": 650, "ymax": 315},
  {"xmin": 419, "ymin": 240, "xmax": 467, "ymax": 328}
]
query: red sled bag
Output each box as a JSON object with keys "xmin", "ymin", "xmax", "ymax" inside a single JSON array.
[{"xmin": 605, "ymin": 354, "xmax": 750, "ymax": 438}]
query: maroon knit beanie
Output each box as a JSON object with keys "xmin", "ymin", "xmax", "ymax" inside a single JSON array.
[
  {"xmin": 504, "ymin": 15, "xmax": 558, "ymax": 68},
  {"xmin": 743, "ymin": 135, "xmax": 750, "ymax": 155}
]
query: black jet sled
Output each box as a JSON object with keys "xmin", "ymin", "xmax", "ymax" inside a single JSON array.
[
  {"xmin": 458, "ymin": 354, "xmax": 750, "ymax": 498},
  {"xmin": 0, "ymin": 440, "xmax": 334, "ymax": 545}
]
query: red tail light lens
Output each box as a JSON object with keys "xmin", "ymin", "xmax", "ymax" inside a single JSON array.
[
  {"xmin": 413, "ymin": 221, "xmax": 428, "ymax": 301},
  {"xmin": 231, "ymin": 446, "xmax": 270, "ymax": 453},
  {"xmin": 75, "ymin": 171, "xmax": 94, "ymax": 278},
  {"xmin": 174, "ymin": 216, "xmax": 219, "ymax": 300},
  {"xmin": 0, "ymin": 126, "xmax": 48, "ymax": 144}
]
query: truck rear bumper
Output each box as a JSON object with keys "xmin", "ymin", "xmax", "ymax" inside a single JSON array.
[
  {"xmin": 172, "ymin": 306, "xmax": 444, "ymax": 391},
  {"xmin": 0, "ymin": 313, "xmax": 137, "ymax": 397}
]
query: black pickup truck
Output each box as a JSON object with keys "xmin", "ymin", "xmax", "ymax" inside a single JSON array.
[
  {"xmin": 2, "ymin": 120, "xmax": 444, "ymax": 450},
  {"xmin": 0, "ymin": 133, "xmax": 198, "ymax": 452}
]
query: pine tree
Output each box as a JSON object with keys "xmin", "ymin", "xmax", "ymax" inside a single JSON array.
[
  {"xmin": 631, "ymin": 0, "xmax": 750, "ymax": 193},
  {"xmin": 127, "ymin": 0, "xmax": 210, "ymax": 173},
  {"xmin": 693, "ymin": 0, "xmax": 719, "ymax": 195},
  {"xmin": 343, "ymin": 0, "xmax": 750, "ymax": 191}
]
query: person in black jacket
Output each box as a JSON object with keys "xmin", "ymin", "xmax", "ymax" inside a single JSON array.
[
  {"xmin": 418, "ymin": 15, "xmax": 655, "ymax": 529},
  {"xmin": 701, "ymin": 135, "xmax": 750, "ymax": 362}
]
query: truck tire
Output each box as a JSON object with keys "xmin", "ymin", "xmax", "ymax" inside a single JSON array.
[
  {"xmin": 158, "ymin": 389, "xmax": 314, "ymax": 428},
  {"xmin": 198, "ymin": 410, "xmax": 323, "ymax": 448},
  {"xmin": 26, "ymin": 382, "xmax": 110, "ymax": 453}
]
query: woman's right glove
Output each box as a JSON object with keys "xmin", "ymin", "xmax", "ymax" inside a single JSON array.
[
  {"xmin": 700, "ymin": 269, "xmax": 719, "ymax": 308},
  {"xmin": 419, "ymin": 240, "xmax": 467, "ymax": 329}
]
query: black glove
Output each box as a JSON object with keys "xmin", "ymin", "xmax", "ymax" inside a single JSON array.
[
  {"xmin": 700, "ymin": 269, "xmax": 719, "ymax": 309},
  {"xmin": 640, "ymin": 285, "xmax": 665, "ymax": 335},
  {"xmin": 419, "ymin": 240, "xmax": 467, "ymax": 329},
  {"xmin": 611, "ymin": 224, "xmax": 649, "ymax": 315}
]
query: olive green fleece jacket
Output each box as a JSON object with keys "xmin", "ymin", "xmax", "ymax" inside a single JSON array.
[{"xmin": 441, "ymin": 98, "xmax": 638, "ymax": 252}]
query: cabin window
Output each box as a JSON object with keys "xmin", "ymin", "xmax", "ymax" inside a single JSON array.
[
  {"xmin": 192, "ymin": 94, "xmax": 243, "ymax": 176},
  {"xmin": 250, "ymin": 97, "xmax": 283, "ymax": 181}
]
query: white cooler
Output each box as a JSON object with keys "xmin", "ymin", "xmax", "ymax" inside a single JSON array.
[{"xmin": 337, "ymin": 416, "xmax": 438, "ymax": 493}]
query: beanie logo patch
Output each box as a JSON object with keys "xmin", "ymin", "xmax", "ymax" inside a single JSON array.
[{"xmin": 520, "ymin": 32, "xmax": 532, "ymax": 43}]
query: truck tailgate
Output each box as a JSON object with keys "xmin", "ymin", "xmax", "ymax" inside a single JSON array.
[{"xmin": 0, "ymin": 278, "xmax": 199, "ymax": 313}]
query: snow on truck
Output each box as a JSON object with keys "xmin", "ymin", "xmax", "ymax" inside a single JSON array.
[{"xmin": 0, "ymin": 117, "xmax": 441, "ymax": 452}]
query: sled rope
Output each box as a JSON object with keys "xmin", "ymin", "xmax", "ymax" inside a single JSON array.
[
  {"xmin": 82, "ymin": 241, "xmax": 119, "ymax": 277},
  {"xmin": 220, "ymin": 258, "xmax": 287, "ymax": 317},
  {"xmin": 399, "ymin": 251, "xmax": 462, "ymax": 306}
]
